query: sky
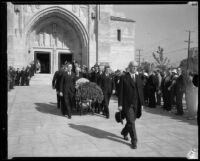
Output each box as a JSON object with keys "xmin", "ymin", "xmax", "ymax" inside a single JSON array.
[{"xmin": 113, "ymin": 4, "xmax": 198, "ymax": 67}]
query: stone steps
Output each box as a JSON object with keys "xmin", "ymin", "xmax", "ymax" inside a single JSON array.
[{"xmin": 30, "ymin": 74, "xmax": 54, "ymax": 85}]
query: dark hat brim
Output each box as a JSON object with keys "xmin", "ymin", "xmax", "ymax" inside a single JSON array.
[{"xmin": 115, "ymin": 111, "xmax": 125, "ymax": 123}]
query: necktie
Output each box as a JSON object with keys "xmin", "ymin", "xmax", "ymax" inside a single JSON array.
[{"xmin": 133, "ymin": 74, "xmax": 135, "ymax": 83}]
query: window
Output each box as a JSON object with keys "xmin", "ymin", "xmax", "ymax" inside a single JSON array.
[{"xmin": 117, "ymin": 29, "xmax": 121, "ymax": 41}]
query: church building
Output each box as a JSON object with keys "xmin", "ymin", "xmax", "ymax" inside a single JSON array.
[{"xmin": 7, "ymin": 4, "xmax": 136, "ymax": 73}]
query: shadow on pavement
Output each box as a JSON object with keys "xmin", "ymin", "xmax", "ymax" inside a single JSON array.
[
  {"xmin": 35, "ymin": 102, "xmax": 86, "ymax": 117},
  {"xmin": 143, "ymin": 106, "xmax": 198, "ymax": 126},
  {"xmin": 68, "ymin": 123, "xmax": 130, "ymax": 147},
  {"xmin": 35, "ymin": 102, "xmax": 107, "ymax": 117},
  {"xmin": 35, "ymin": 102, "xmax": 64, "ymax": 117}
]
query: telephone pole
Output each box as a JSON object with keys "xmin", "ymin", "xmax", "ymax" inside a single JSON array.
[
  {"xmin": 96, "ymin": 5, "xmax": 99, "ymax": 65},
  {"xmin": 184, "ymin": 30, "xmax": 194, "ymax": 70},
  {"xmin": 136, "ymin": 49, "xmax": 143, "ymax": 66}
]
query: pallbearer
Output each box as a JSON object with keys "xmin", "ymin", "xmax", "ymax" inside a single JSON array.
[
  {"xmin": 52, "ymin": 65, "xmax": 65, "ymax": 109},
  {"xmin": 101, "ymin": 66, "xmax": 115, "ymax": 118},
  {"xmin": 59, "ymin": 63, "xmax": 75, "ymax": 119}
]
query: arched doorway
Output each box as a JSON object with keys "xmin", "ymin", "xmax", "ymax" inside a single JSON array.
[{"xmin": 25, "ymin": 6, "xmax": 88, "ymax": 74}]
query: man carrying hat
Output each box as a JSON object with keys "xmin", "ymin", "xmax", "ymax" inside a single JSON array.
[
  {"xmin": 118, "ymin": 60, "xmax": 145, "ymax": 149},
  {"xmin": 52, "ymin": 65, "xmax": 65, "ymax": 109}
]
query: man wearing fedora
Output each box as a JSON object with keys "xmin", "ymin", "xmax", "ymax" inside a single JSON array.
[{"xmin": 118, "ymin": 60, "xmax": 144, "ymax": 149}]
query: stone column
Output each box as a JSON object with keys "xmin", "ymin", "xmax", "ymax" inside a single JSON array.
[{"xmin": 52, "ymin": 46, "xmax": 57, "ymax": 74}]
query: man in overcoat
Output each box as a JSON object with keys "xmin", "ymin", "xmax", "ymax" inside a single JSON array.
[
  {"xmin": 174, "ymin": 67, "xmax": 185, "ymax": 115},
  {"xmin": 90, "ymin": 64, "xmax": 101, "ymax": 113},
  {"xmin": 59, "ymin": 63, "xmax": 75, "ymax": 119},
  {"xmin": 52, "ymin": 65, "xmax": 65, "ymax": 109},
  {"xmin": 147, "ymin": 70, "xmax": 157, "ymax": 108},
  {"xmin": 90, "ymin": 64, "xmax": 99, "ymax": 83},
  {"xmin": 118, "ymin": 60, "xmax": 144, "ymax": 149},
  {"xmin": 15, "ymin": 68, "xmax": 21, "ymax": 86},
  {"xmin": 20, "ymin": 67, "xmax": 26, "ymax": 86},
  {"xmin": 101, "ymin": 66, "xmax": 115, "ymax": 118}
]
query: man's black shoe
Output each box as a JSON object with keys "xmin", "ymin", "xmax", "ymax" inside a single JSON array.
[
  {"xmin": 175, "ymin": 112, "xmax": 183, "ymax": 116},
  {"xmin": 131, "ymin": 143, "xmax": 137, "ymax": 149},
  {"xmin": 121, "ymin": 132, "xmax": 129, "ymax": 141},
  {"xmin": 68, "ymin": 116, "xmax": 71, "ymax": 119},
  {"xmin": 124, "ymin": 136, "xmax": 129, "ymax": 141}
]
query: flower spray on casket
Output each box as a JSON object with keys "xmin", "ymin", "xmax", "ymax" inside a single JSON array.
[{"xmin": 75, "ymin": 79, "xmax": 104, "ymax": 112}]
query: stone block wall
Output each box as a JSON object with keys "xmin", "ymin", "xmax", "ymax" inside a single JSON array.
[
  {"xmin": 110, "ymin": 17, "xmax": 135, "ymax": 70},
  {"xmin": 7, "ymin": 3, "xmax": 136, "ymax": 72}
]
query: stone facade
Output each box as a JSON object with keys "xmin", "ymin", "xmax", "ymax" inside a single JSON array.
[{"xmin": 7, "ymin": 3, "xmax": 135, "ymax": 73}]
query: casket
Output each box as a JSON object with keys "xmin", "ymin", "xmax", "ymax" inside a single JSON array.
[{"xmin": 76, "ymin": 82, "xmax": 104, "ymax": 103}]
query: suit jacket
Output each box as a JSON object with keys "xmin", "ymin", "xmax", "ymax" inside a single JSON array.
[
  {"xmin": 101, "ymin": 73, "xmax": 115, "ymax": 95},
  {"xmin": 90, "ymin": 71, "xmax": 99, "ymax": 84},
  {"xmin": 52, "ymin": 69, "xmax": 65, "ymax": 92},
  {"xmin": 147, "ymin": 74, "xmax": 157, "ymax": 92},
  {"xmin": 60, "ymin": 71, "xmax": 75, "ymax": 98},
  {"xmin": 97, "ymin": 72, "xmax": 103, "ymax": 87},
  {"xmin": 74, "ymin": 73, "xmax": 83, "ymax": 82},
  {"xmin": 174, "ymin": 74, "xmax": 185, "ymax": 93},
  {"xmin": 118, "ymin": 72, "xmax": 144, "ymax": 119}
]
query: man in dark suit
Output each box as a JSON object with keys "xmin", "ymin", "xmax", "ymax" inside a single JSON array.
[
  {"xmin": 90, "ymin": 64, "xmax": 99, "ymax": 83},
  {"xmin": 96, "ymin": 65, "xmax": 104, "ymax": 113},
  {"xmin": 90, "ymin": 64, "xmax": 100, "ymax": 113},
  {"xmin": 59, "ymin": 63, "xmax": 75, "ymax": 119},
  {"xmin": 118, "ymin": 60, "xmax": 145, "ymax": 149},
  {"xmin": 147, "ymin": 70, "xmax": 157, "ymax": 108},
  {"xmin": 20, "ymin": 67, "xmax": 26, "ymax": 86},
  {"xmin": 52, "ymin": 65, "xmax": 65, "ymax": 109},
  {"xmin": 25, "ymin": 66, "xmax": 31, "ymax": 86},
  {"xmin": 15, "ymin": 68, "xmax": 21, "ymax": 86},
  {"xmin": 101, "ymin": 66, "xmax": 115, "ymax": 118},
  {"xmin": 174, "ymin": 67, "xmax": 185, "ymax": 115}
]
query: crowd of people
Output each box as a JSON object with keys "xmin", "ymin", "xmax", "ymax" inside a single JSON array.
[
  {"xmin": 139, "ymin": 67, "xmax": 198, "ymax": 120},
  {"xmin": 52, "ymin": 60, "xmax": 116, "ymax": 119},
  {"xmin": 7, "ymin": 62, "xmax": 36, "ymax": 91},
  {"xmin": 52, "ymin": 60, "xmax": 198, "ymax": 121},
  {"xmin": 8, "ymin": 58, "xmax": 198, "ymax": 150}
]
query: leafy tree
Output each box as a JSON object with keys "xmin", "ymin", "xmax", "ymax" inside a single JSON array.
[{"xmin": 152, "ymin": 46, "xmax": 170, "ymax": 71}]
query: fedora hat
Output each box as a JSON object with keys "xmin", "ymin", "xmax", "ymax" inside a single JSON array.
[{"xmin": 115, "ymin": 111, "xmax": 125, "ymax": 124}]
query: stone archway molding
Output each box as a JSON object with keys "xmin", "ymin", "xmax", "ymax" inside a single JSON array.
[{"xmin": 25, "ymin": 6, "xmax": 89, "ymax": 46}]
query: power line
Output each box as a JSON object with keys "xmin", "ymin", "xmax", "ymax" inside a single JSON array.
[
  {"xmin": 141, "ymin": 29, "xmax": 193, "ymax": 50},
  {"xmin": 140, "ymin": 27, "xmax": 198, "ymax": 53},
  {"xmin": 165, "ymin": 48, "xmax": 187, "ymax": 55}
]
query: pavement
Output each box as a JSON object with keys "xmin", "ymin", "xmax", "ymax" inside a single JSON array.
[{"xmin": 8, "ymin": 85, "xmax": 198, "ymax": 158}]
